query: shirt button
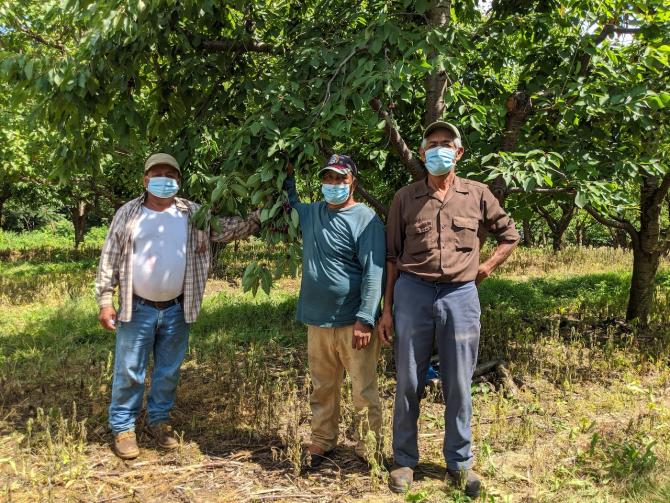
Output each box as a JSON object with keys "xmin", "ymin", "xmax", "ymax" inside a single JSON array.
[{"xmin": 441, "ymin": 224, "xmax": 445, "ymax": 229}]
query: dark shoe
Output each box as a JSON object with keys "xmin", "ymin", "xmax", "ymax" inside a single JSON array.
[
  {"xmin": 114, "ymin": 430, "xmax": 139, "ymax": 459},
  {"xmin": 151, "ymin": 423, "xmax": 179, "ymax": 450},
  {"xmin": 308, "ymin": 449, "xmax": 334, "ymax": 468},
  {"xmin": 446, "ymin": 468, "xmax": 481, "ymax": 498},
  {"xmin": 389, "ymin": 464, "xmax": 413, "ymax": 493}
]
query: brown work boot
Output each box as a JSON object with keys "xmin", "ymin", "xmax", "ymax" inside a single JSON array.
[
  {"xmin": 151, "ymin": 423, "xmax": 179, "ymax": 450},
  {"xmin": 446, "ymin": 468, "xmax": 482, "ymax": 498},
  {"xmin": 389, "ymin": 464, "xmax": 413, "ymax": 493},
  {"xmin": 114, "ymin": 430, "xmax": 139, "ymax": 459}
]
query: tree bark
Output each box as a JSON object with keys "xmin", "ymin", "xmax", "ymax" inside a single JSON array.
[
  {"xmin": 0, "ymin": 196, "xmax": 6, "ymax": 229},
  {"xmin": 370, "ymin": 98, "xmax": 425, "ymax": 180},
  {"xmin": 71, "ymin": 201, "xmax": 88, "ymax": 249},
  {"xmin": 522, "ymin": 218, "xmax": 533, "ymax": 247},
  {"xmin": 492, "ymin": 91, "xmax": 533, "ymax": 203},
  {"xmin": 423, "ymin": 1, "xmax": 450, "ymax": 126},
  {"xmin": 627, "ymin": 245, "xmax": 659, "ymax": 324},
  {"xmin": 625, "ymin": 175, "xmax": 666, "ymax": 324}
]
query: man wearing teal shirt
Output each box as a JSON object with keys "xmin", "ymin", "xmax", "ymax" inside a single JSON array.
[{"xmin": 284, "ymin": 154, "xmax": 385, "ymax": 467}]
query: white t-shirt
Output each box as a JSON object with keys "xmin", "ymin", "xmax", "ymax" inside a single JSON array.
[{"xmin": 131, "ymin": 204, "xmax": 188, "ymax": 302}]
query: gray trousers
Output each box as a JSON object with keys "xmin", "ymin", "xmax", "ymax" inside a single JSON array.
[{"xmin": 392, "ymin": 272, "xmax": 481, "ymax": 470}]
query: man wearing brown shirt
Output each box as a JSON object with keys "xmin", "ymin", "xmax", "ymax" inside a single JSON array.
[{"xmin": 379, "ymin": 122, "xmax": 520, "ymax": 497}]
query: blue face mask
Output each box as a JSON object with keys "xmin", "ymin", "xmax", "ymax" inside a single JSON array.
[
  {"xmin": 147, "ymin": 176, "xmax": 179, "ymax": 198},
  {"xmin": 425, "ymin": 147, "xmax": 457, "ymax": 176},
  {"xmin": 321, "ymin": 183, "xmax": 350, "ymax": 205}
]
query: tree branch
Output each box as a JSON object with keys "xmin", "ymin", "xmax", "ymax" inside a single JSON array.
[
  {"xmin": 319, "ymin": 45, "xmax": 366, "ymax": 112},
  {"xmin": 505, "ymin": 187, "xmax": 575, "ymax": 194},
  {"xmin": 534, "ymin": 205, "xmax": 558, "ymax": 233},
  {"xmin": 11, "ymin": 21, "xmax": 67, "ymax": 54},
  {"xmin": 355, "ymin": 183, "xmax": 388, "ymax": 219},
  {"xmin": 579, "ymin": 23, "xmax": 615, "ymax": 77},
  {"xmin": 492, "ymin": 91, "xmax": 533, "ymax": 202},
  {"xmin": 584, "ymin": 204, "xmax": 639, "ymax": 249},
  {"xmin": 614, "ymin": 27, "xmax": 640, "ymax": 35},
  {"xmin": 651, "ymin": 172, "xmax": 670, "ymax": 209},
  {"xmin": 370, "ymin": 98, "xmax": 425, "ymax": 181},
  {"xmin": 200, "ymin": 37, "xmax": 275, "ymax": 54}
]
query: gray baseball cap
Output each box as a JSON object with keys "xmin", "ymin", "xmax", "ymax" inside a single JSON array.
[
  {"xmin": 423, "ymin": 121, "xmax": 461, "ymax": 141},
  {"xmin": 144, "ymin": 153, "xmax": 181, "ymax": 174}
]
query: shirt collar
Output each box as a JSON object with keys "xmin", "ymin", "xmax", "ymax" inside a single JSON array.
[{"xmin": 413, "ymin": 175, "xmax": 469, "ymax": 198}]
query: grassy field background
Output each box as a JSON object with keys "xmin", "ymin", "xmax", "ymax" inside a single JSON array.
[{"xmin": 1, "ymin": 229, "xmax": 670, "ymax": 502}]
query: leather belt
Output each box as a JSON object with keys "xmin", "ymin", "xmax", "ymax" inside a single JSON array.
[{"xmin": 133, "ymin": 294, "xmax": 183, "ymax": 310}]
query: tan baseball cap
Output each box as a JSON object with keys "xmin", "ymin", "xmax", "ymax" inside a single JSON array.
[
  {"xmin": 144, "ymin": 153, "xmax": 181, "ymax": 174},
  {"xmin": 423, "ymin": 121, "xmax": 461, "ymax": 141}
]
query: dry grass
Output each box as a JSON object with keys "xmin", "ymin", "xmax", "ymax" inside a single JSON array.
[{"xmin": 1, "ymin": 245, "xmax": 669, "ymax": 502}]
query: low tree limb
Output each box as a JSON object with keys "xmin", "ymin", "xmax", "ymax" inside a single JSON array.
[
  {"xmin": 370, "ymin": 98, "xmax": 425, "ymax": 181},
  {"xmin": 584, "ymin": 204, "xmax": 640, "ymax": 249},
  {"xmin": 355, "ymin": 183, "xmax": 388, "ymax": 219}
]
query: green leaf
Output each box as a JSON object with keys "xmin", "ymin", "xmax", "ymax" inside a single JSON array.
[
  {"xmin": 230, "ymin": 184, "xmax": 247, "ymax": 198},
  {"xmin": 24, "ymin": 60, "xmax": 34, "ymax": 80},
  {"xmin": 291, "ymin": 208, "xmax": 300, "ymax": 228},
  {"xmin": 269, "ymin": 200, "xmax": 282, "ymax": 218},
  {"xmin": 575, "ymin": 191, "xmax": 588, "ymax": 208},
  {"xmin": 260, "ymin": 268, "xmax": 272, "ymax": 295},
  {"xmin": 211, "ymin": 181, "xmax": 225, "ymax": 203},
  {"xmin": 261, "ymin": 166, "xmax": 274, "ymax": 182}
]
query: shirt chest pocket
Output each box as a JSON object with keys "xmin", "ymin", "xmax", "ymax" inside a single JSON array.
[
  {"xmin": 452, "ymin": 216, "xmax": 479, "ymax": 251},
  {"xmin": 405, "ymin": 220, "xmax": 434, "ymax": 256}
]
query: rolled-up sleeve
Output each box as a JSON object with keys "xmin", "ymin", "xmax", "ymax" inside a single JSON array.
[
  {"xmin": 481, "ymin": 188, "xmax": 520, "ymax": 243},
  {"xmin": 386, "ymin": 191, "xmax": 404, "ymax": 263}
]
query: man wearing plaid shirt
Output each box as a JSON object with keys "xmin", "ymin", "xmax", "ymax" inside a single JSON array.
[{"xmin": 96, "ymin": 153, "xmax": 259, "ymax": 460}]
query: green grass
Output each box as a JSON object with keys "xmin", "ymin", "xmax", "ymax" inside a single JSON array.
[{"xmin": 1, "ymin": 240, "xmax": 669, "ymax": 502}]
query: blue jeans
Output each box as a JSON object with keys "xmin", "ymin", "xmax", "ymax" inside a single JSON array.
[
  {"xmin": 108, "ymin": 298, "xmax": 190, "ymax": 434},
  {"xmin": 392, "ymin": 273, "xmax": 480, "ymax": 470}
]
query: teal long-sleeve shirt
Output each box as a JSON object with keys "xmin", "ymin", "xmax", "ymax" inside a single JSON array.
[{"xmin": 284, "ymin": 176, "xmax": 386, "ymax": 327}]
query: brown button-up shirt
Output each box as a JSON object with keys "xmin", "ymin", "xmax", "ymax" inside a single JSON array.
[{"xmin": 386, "ymin": 176, "xmax": 520, "ymax": 283}]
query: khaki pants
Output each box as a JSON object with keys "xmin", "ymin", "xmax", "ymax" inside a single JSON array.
[{"xmin": 307, "ymin": 324, "xmax": 382, "ymax": 457}]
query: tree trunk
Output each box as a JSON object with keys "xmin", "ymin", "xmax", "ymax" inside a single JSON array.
[
  {"xmin": 535, "ymin": 203, "xmax": 574, "ymax": 253},
  {"xmin": 71, "ymin": 201, "xmax": 88, "ymax": 249},
  {"xmin": 424, "ymin": 1, "xmax": 450, "ymax": 127},
  {"xmin": 522, "ymin": 218, "xmax": 532, "ymax": 247},
  {"xmin": 551, "ymin": 233, "xmax": 563, "ymax": 252},
  {"xmin": 625, "ymin": 175, "xmax": 667, "ymax": 325},
  {"xmin": 627, "ymin": 245, "xmax": 660, "ymax": 324},
  {"xmin": 492, "ymin": 91, "xmax": 533, "ymax": 204},
  {"xmin": 0, "ymin": 196, "xmax": 6, "ymax": 229},
  {"xmin": 424, "ymin": 1, "xmax": 449, "ymax": 126}
]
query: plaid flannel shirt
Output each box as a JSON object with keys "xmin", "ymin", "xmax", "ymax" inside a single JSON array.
[{"xmin": 95, "ymin": 194, "xmax": 260, "ymax": 323}]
